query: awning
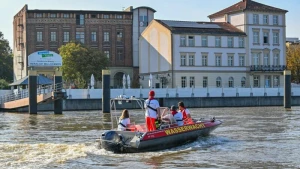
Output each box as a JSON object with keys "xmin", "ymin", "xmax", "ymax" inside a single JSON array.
[{"xmin": 9, "ymin": 75, "xmax": 53, "ymax": 86}]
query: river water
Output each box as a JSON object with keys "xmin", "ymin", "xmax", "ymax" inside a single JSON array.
[{"xmin": 1, "ymin": 106, "xmax": 300, "ymax": 169}]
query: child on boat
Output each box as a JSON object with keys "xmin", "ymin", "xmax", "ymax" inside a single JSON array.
[
  {"xmin": 118, "ymin": 109, "xmax": 131, "ymax": 131},
  {"xmin": 170, "ymin": 105, "xmax": 184, "ymax": 126}
]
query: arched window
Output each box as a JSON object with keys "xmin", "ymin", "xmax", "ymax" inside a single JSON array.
[
  {"xmin": 229, "ymin": 77, "xmax": 234, "ymax": 88},
  {"xmin": 241, "ymin": 77, "xmax": 246, "ymax": 87},
  {"xmin": 216, "ymin": 77, "xmax": 222, "ymax": 88}
]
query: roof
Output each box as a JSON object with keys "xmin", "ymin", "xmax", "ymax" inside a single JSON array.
[
  {"xmin": 27, "ymin": 9, "xmax": 131, "ymax": 14},
  {"xmin": 9, "ymin": 75, "xmax": 53, "ymax": 86},
  {"xmin": 208, "ymin": 0, "xmax": 288, "ymax": 19},
  {"xmin": 134, "ymin": 6, "xmax": 156, "ymax": 12},
  {"xmin": 155, "ymin": 19, "xmax": 246, "ymax": 36}
]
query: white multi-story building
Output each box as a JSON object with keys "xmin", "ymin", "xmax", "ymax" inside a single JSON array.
[
  {"xmin": 208, "ymin": 0, "xmax": 288, "ymax": 88},
  {"xmin": 139, "ymin": 0, "xmax": 288, "ymax": 88},
  {"xmin": 139, "ymin": 20, "xmax": 247, "ymax": 88}
]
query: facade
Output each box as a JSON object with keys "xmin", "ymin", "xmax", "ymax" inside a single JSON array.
[
  {"xmin": 139, "ymin": 20, "xmax": 247, "ymax": 88},
  {"xmin": 139, "ymin": 0, "xmax": 288, "ymax": 88},
  {"xmin": 208, "ymin": 0, "xmax": 288, "ymax": 88},
  {"xmin": 13, "ymin": 5, "xmax": 155, "ymax": 88}
]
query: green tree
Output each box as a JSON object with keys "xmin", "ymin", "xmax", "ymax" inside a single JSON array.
[
  {"xmin": 59, "ymin": 42, "xmax": 109, "ymax": 88},
  {"xmin": 286, "ymin": 44, "xmax": 300, "ymax": 82},
  {"xmin": 0, "ymin": 31, "xmax": 13, "ymax": 82},
  {"xmin": 0, "ymin": 79, "xmax": 9, "ymax": 89}
]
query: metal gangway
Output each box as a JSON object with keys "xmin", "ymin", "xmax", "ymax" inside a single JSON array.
[{"xmin": 0, "ymin": 82, "xmax": 66, "ymax": 110}]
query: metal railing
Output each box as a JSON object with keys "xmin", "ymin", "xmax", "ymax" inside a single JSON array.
[
  {"xmin": 0, "ymin": 82, "xmax": 64, "ymax": 104},
  {"xmin": 250, "ymin": 65, "xmax": 286, "ymax": 71}
]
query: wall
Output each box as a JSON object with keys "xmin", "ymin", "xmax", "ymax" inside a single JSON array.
[
  {"xmin": 139, "ymin": 20, "xmax": 172, "ymax": 87},
  {"xmin": 8, "ymin": 96, "xmax": 300, "ymax": 112}
]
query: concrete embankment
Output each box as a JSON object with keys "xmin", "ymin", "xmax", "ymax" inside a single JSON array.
[{"xmin": 4, "ymin": 96, "xmax": 300, "ymax": 112}]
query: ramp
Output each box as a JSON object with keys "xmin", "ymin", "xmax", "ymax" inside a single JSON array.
[{"xmin": 0, "ymin": 83, "xmax": 67, "ymax": 110}]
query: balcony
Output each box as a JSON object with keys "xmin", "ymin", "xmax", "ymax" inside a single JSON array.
[{"xmin": 250, "ymin": 65, "xmax": 286, "ymax": 72}]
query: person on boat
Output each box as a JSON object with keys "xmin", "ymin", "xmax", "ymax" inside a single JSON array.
[
  {"xmin": 161, "ymin": 107, "xmax": 176, "ymax": 124},
  {"xmin": 178, "ymin": 101, "xmax": 193, "ymax": 124},
  {"xmin": 144, "ymin": 90, "xmax": 161, "ymax": 131},
  {"xmin": 170, "ymin": 105, "xmax": 184, "ymax": 126},
  {"xmin": 118, "ymin": 109, "xmax": 131, "ymax": 131}
]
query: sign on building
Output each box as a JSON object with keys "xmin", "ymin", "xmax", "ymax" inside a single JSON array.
[{"xmin": 28, "ymin": 51, "xmax": 62, "ymax": 67}]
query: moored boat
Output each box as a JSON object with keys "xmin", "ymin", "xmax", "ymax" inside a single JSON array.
[{"xmin": 99, "ymin": 118, "xmax": 222, "ymax": 153}]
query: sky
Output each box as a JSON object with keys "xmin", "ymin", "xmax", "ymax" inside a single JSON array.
[{"xmin": 0, "ymin": 0, "xmax": 299, "ymax": 48}]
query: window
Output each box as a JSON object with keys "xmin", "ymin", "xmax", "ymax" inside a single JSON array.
[
  {"xmin": 36, "ymin": 13, "xmax": 42, "ymax": 18},
  {"xmin": 50, "ymin": 13, "xmax": 56, "ymax": 18},
  {"xmin": 117, "ymin": 31, "xmax": 123, "ymax": 41},
  {"xmin": 263, "ymin": 32, "xmax": 269, "ymax": 44},
  {"xmin": 273, "ymin": 32, "xmax": 279, "ymax": 44},
  {"xmin": 202, "ymin": 36, "xmax": 208, "ymax": 47},
  {"xmin": 239, "ymin": 55, "xmax": 245, "ymax": 66},
  {"xmin": 253, "ymin": 53, "xmax": 260, "ymax": 65},
  {"xmin": 76, "ymin": 14, "xmax": 85, "ymax": 25},
  {"xmin": 253, "ymin": 31, "xmax": 259, "ymax": 44},
  {"xmin": 37, "ymin": 32, "xmax": 43, "ymax": 42},
  {"xmin": 239, "ymin": 37, "xmax": 244, "ymax": 47},
  {"xmin": 103, "ymin": 14, "xmax": 109, "ymax": 19},
  {"xmin": 228, "ymin": 56, "xmax": 234, "ymax": 66},
  {"xmin": 203, "ymin": 77, "xmax": 208, "ymax": 88},
  {"xmin": 216, "ymin": 77, "xmax": 222, "ymax": 88},
  {"xmin": 180, "ymin": 35, "xmax": 186, "ymax": 46},
  {"xmin": 265, "ymin": 76, "xmax": 271, "ymax": 88},
  {"xmin": 273, "ymin": 53, "xmax": 279, "ymax": 66},
  {"xmin": 50, "ymin": 32, "xmax": 56, "ymax": 41},
  {"xmin": 181, "ymin": 77, "xmax": 187, "ymax": 88},
  {"xmin": 188, "ymin": 36, "xmax": 194, "ymax": 46},
  {"xmin": 228, "ymin": 77, "xmax": 234, "ymax": 88},
  {"xmin": 63, "ymin": 14, "xmax": 69, "ymax": 18},
  {"xmin": 215, "ymin": 37, "xmax": 221, "ymax": 47},
  {"xmin": 202, "ymin": 55, "xmax": 207, "ymax": 66},
  {"xmin": 91, "ymin": 14, "xmax": 97, "ymax": 18},
  {"xmin": 263, "ymin": 15, "xmax": 268, "ymax": 24},
  {"xmin": 63, "ymin": 32, "xmax": 69, "ymax": 42},
  {"xmin": 253, "ymin": 14, "xmax": 259, "ymax": 24},
  {"xmin": 180, "ymin": 54, "xmax": 186, "ymax": 66},
  {"xmin": 273, "ymin": 15, "xmax": 278, "ymax": 25},
  {"xmin": 139, "ymin": 16, "xmax": 148, "ymax": 26},
  {"xmin": 241, "ymin": 77, "xmax": 246, "ymax": 87},
  {"xmin": 76, "ymin": 32, "xmax": 85, "ymax": 43},
  {"xmin": 189, "ymin": 55, "xmax": 194, "ymax": 66},
  {"xmin": 216, "ymin": 56, "xmax": 221, "ymax": 66},
  {"xmin": 104, "ymin": 50, "xmax": 110, "ymax": 59},
  {"xmin": 263, "ymin": 53, "xmax": 269, "ymax": 66},
  {"xmin": 117, "ymin": 49, "xmax": 123, "ymax": 61},
  {"xmin": 189, "ymin": 77, "xmax": 195, "ymax": 88},
  {"xmin": 253, "ymin": 76, "xmax": 260, "ymax": 88},
  {"xmin": 227, "ymin": 37, "xmax": 233, "ymax": 47},
  {"xmin": 91, "ymin": 32, "xmax": 97, "ymax": 42},
  {"xmin": 116, "ymin": 15, "xmax": 123, "ymax": 19},
  {"xmin": 273, "ymin": 76, "xmax": 280, "ymax": 87},
  {"xmin": 104, "ymin": 32, "xmax": 109, "ymax": 42}
]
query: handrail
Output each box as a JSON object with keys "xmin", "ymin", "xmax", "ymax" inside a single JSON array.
[{"xmin": 0, "ymin": 82, "xmax": 64, "ymax": 104}]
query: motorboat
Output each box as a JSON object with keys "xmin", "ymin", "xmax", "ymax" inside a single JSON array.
[
  {"xmin": 99, "ymin": 117, "xmax": 222, "ymax": 153},
  {"xmin": 99, "ymin": 98, "xmax": 222, "ymax": 153}
]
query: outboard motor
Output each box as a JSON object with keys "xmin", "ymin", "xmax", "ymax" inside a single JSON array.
[{"xmin": 99, "ymin": 131, "xmax": 124, "ymax": 153}]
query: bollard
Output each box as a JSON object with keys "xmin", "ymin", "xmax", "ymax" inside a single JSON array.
[
  {"xmin": 54, "ymin": 70, "xmax": 63, "ymax": 114},
  {"xmin": 28, "ymin": 70, "xmax": 37, "ymax": 114},
  {"xmin": 102, "ymin": 70, "xmax": 111, "ymax": 113},
  {"xmin": 284, "ymin": 70, "xmax": 291, "ymax": 108}
]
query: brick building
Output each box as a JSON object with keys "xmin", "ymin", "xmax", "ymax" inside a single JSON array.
[{"xmin": 13, "ymin": 5, "xmax": 155, "ymax": 88}]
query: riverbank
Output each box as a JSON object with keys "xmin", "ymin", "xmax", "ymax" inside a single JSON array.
[{"xmin": 5, "ymin": 96, "xmax": 300, "ymax": 112}]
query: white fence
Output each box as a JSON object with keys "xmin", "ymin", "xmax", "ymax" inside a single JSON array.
[
  {"xmin": 1, "ymin": 87, "xmax": 300, "ymax": 100},
  {"xmin": 65, "ymin": 87, "xmax": 300, "ymax": 99}
]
